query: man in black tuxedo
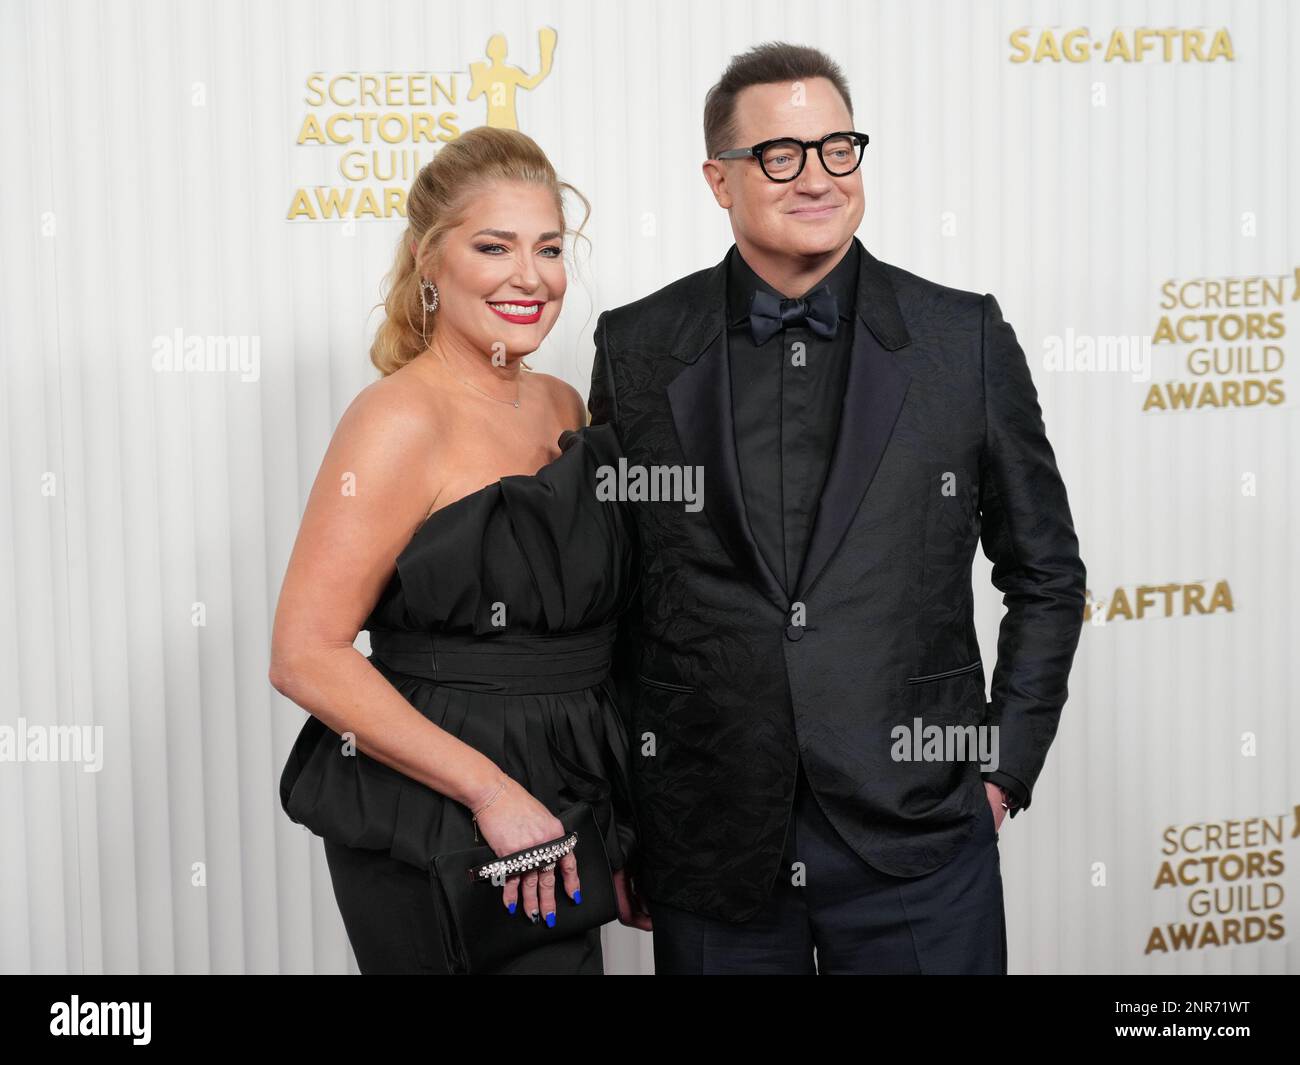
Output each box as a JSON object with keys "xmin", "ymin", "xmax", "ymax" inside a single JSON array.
[{"xmin": 588, "ymin": 42, "xmax": 1085, "ymax": 973}]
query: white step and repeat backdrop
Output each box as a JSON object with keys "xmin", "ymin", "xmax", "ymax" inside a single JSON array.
[{"xmin": 1, "ymin": 0, "xmax": 1296, "ymax": 975}]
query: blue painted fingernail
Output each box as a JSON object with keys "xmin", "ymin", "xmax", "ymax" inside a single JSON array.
[
  {"xmin": 545, "ymin": 911, "xmax": 556, "ymax": 928},
  {"xmin": 573, "ymin": 890, "xmax": 583, "ymax": 904},
  {"xmin": 507, "ymin": 901, "xmax": 516, "ymax": 914}
]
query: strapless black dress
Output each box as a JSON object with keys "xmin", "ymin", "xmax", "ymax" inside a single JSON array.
[{"xmin": 278, "ymin": 422, "xmax": 638, "ymax": 878}]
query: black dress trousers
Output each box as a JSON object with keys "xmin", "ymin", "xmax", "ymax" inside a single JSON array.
[{"xmin": 646, "ymin": 760, "xmax": 1007, "ymax": 974}]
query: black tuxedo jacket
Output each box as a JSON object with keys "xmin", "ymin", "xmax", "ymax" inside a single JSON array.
[{"xmin": 588, "ymin": 237, "xmax": 1086, "ymax": 922}]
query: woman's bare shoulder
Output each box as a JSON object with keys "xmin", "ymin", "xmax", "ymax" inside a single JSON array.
[
  {"xmin": 338, "ymin": 366, "xmax": 444, "ymax": 451},
  {"xmin": 529, "ymin": 370, "xmax": 587, "ymax": 428}
]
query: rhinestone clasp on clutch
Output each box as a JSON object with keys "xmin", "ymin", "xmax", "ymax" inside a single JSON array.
[{"xmin": 474, "ymin": 831, "xmax": 579, "ymax": 883}]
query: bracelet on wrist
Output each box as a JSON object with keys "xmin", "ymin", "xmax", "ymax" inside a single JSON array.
[{"xmin": 470, "ymin": 773, "xmax": 509, "ymax": 840}]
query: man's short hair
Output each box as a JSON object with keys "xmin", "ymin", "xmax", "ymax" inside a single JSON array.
[{"xmin": 703, "ymin": 41, "xmax": 854, "ymax": 159}]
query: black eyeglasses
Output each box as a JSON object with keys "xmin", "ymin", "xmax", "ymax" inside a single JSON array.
[{"xmin": 714, "ymin": 130, "xmax": 869, "ymax": 183}]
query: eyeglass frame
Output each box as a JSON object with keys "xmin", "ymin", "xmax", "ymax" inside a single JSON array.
[{"xmin": 713, "ymin": 130, "xmax": 870, "ymax": 183}]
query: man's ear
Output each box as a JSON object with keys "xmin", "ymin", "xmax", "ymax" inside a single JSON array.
[{"xmin": 701, "ymin": 160, "xmax": 733, "ymax": 209}]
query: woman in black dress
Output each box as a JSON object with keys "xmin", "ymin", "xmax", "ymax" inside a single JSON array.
[{"xmin": 270, "ymin": 126, "xmax": 648, "ymax": 974}]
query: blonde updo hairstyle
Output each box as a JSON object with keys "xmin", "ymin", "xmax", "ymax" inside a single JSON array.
[{"xmin": 370, "ymin": 125, "xmax": 591, "ymax": 376}]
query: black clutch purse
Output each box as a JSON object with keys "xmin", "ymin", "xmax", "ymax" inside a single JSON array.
[{"xmin": 427, "ymin": 802, "xmax": 618, "ymax": 974}]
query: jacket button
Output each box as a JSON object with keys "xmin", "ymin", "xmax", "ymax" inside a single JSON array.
[{"xmin": 785, "ymin": 624, "xmax": 804, "ymax": 641}]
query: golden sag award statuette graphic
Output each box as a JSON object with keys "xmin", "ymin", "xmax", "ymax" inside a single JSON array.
[
  {"xmin": 287, "ymin": 28, "xmax": 557, "ymax": 221},
  {"xmin": 1146, "ymin": 808, "xmax": 1295, "ymax": 954},
  {"xmin": 1143, "ymin": 269, "xmax": 1294, "ymax": 412},
  {"xmin": 469, "ymin": 28, "xmax": 557, "ymax": 130}
]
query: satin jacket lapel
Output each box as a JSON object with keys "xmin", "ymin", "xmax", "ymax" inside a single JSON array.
[
  {"xmin": 666, "ymin": 257, "xmax": 788, "ymax": 611},
  {"xmin": 792, "ymin": 243, "xmax": 913, "ymax": 601}
]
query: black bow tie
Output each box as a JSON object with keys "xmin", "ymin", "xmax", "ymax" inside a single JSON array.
[{"xmin": 748, "ymin": 284, "xmax": 839, "ymax": 346}]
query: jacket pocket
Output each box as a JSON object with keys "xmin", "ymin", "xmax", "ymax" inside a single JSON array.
[
  {"xmin": 905, "ymin": 659, "xmax": 982, "ymax": 685},
  {"xmin": 636, "ymin": 672, "xmax": 696, "ymax": 694}
]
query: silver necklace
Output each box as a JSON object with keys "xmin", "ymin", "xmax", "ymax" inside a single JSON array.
[{"xmin": 437, "ymin": 351, "xmax": 521, "ymax": 408}]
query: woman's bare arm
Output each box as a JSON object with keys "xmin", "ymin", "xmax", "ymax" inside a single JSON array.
[{"xmin": 268, "ymin": 376, "xmax": 502, "ymax": 811}]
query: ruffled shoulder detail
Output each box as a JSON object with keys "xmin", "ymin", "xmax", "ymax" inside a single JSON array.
[{"xmin": 555, "ymin": 420, "xmax": 623, "ymax": 463}]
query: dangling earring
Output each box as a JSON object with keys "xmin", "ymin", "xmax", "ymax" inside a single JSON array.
[{"xmin": 420, "ymin": 278, "xmax": 439, "ymax": 344}]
